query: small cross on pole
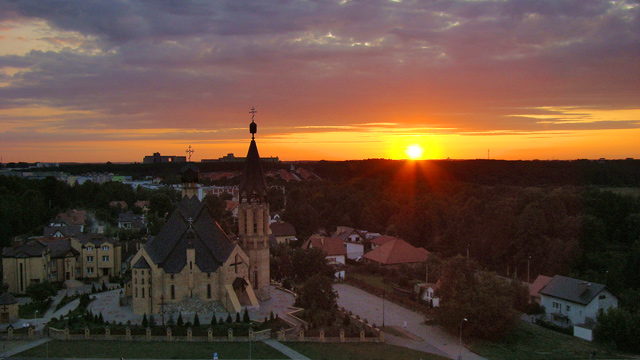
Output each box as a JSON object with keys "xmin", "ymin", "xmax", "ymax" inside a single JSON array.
[{"xmin": 186, "ymin": 145, "xmax": 194, "ymax": 162}]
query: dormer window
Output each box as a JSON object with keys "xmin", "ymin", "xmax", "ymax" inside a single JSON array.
[
  {"xmin": 102, "ymin": 246, "xmax": 109, "ymax": 251},
  {"xmin": 86, "ymin": 246, "xmax": 94, "ymax": 251}
]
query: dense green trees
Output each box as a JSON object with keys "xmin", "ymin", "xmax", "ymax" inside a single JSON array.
[
  {"xmin": 435, "ymin": 256, "xmax": 523, "ymax": 340},
  {"xmin": 595, "ymin": 307, "xmax": 640, "ymax": 353}
]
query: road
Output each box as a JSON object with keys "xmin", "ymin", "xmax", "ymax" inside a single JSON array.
[{"xmin": 334, "ymin": 283, "xmax": 486, "ymax": 360}]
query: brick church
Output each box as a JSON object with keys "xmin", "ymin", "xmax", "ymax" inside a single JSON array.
[{"xmin": 129, "ymin": 113, "xmax": 271, "ymax": 315}]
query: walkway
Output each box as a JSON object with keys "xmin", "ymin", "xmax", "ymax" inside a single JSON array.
[
  {"xmin": 334, "ymin": 283, "xmax": 486, "ymax": 360},
  {"xmin": 264, "ymin": 339, "xmax": 311, "ymax": 360},
  {"xmin": 1, "ymin": 337, "xmax": 51, "ymax": 358}
]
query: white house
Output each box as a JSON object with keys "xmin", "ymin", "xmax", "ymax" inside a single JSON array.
[
  {"xmin": 539, "ymin": 275, "xmax": 618, "ymax": 327},
  {"xmin": 334, "ymin": 226, "xmax": 366, "ymax": 260},
  {"xmin": 414, "ymin": 282, "xmax": 440, "ymax": 307}
]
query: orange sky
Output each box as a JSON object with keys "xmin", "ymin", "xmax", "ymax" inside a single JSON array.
[{"xmin": 0, "ymin": 1, "xmax": 638, "ymax": 162}]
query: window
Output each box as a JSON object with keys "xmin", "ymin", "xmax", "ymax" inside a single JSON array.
[
  {"xmin": 135, "ymin": 288, "xmax": 138, "ymax": 298},
  {"xmin": 141, "ymin": 288, "xmax": 145, "ymax": 298},
  {"xmin": 171, "ymin": 285, "xmax": 175, "ymax": 299},
  {"xmin": 86, "ymin": 256, "xmax": 94, "ymax": 262},
  {"xmin": 599, "ymin": 295, "xmax": 606, "ymax": 300},
  {"xmin": 102, "ymin": 246, "xmax": 109, "ymax": 251},
  {"xmin": 86, "ymin": 246, "xmax": 94, "ymax": 251},
  {"xmin": 207, "ymin": 284, "xmax": 211, "ymax": 299},
  {"xmin": 87, "ymin": 267, "xmax": 94, "ymax": 274},
  {"xmin": 142, "ymin": 278, "xmax": 145, "ymax": 285},
  {"xmin": 102, "ymin": 256, "xmax": 109, "ymax": 262},
  {"xmin": 552, "ymin": 302, "xmax": 560, "ymax": 310},
  {"xmin": 566, "ymin": 305, "xmax": 571, "ymax": 312}
]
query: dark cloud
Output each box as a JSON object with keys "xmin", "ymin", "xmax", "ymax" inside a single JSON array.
[{"xmin": 0, "ymin": 0, "xmax": 638, "ymax": 159}]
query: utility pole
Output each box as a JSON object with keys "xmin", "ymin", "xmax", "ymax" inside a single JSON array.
[{"xmin": 527, "ymin": 256, "xmax": 532, "ymax": 284}]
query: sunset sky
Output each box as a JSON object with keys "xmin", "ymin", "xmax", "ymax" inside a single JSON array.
[{"xmin": 0, "ymin": 0, "xmax": 638, "ymax": 162}]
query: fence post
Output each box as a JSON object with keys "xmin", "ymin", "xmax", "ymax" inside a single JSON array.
[
  {"xmin": 187, "ymin": 327, "xmax": 193, "ymax": 342},
  {"xmin": 227, "ymin": 328, "xmax": 233, "ymax": 341},
  {"xmin": 7, "ymin": 326, "xmax": 13, "ymax": 340},
  {"xmin": 339, "ymin": 328, "xmax": 345, "ymax": 342},
  {"xmin": 166, "ymin": 327, "xmax": 172, "ymax": 341},
  {"xmin": 320, "ymin": 329, "xmax": 325, "ymax": 342},
  {"xmin": 28, "ymin": 326, "xmax": 34, "ymax": 340},
  {"xmin": 105, "ymin": 327, "xmax": 111, "ymax": 340},
  {"xmin": 146, "ymin": 327, "xmax": 152, "ymax": 341},
  {"xmin": 207, "ymin": 327, "xmax": 213, "ymax": 342},
  {"xmin": 125, "ymin": 327, "xmax": 131, "ymax": 340},
  {"xmin": 278, "ymin": 328, "xmax": 285, "ymax": 341},
  {"xmin": 84, "ymin": 326, "xmax": 90, "ymax": 340},
  {"xmin": 360, "ymin": 330, "xmax": 365, "ymax": 341},
  {"xmin": 64, "ymin": 327, "xmax": 69, "ymax": 340},
  {"xmin": 299, "ymin": 329, "xmax": 304, "ymax": 341}
]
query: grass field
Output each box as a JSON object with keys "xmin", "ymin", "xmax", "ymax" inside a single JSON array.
[
  {"xmin": 286, "ymin": 342, "xmax": 449, "ymax": 360},
  {"xmin": 17, "ymin": 340, "xmax": 287, "ymax": 359},
  {"xmin": 470, "ymin": 321, "xmax": 638, "ymax": 360},
  {"xmin": 17, "ymin": 340, "xmax": 449, "ymax": 360}
]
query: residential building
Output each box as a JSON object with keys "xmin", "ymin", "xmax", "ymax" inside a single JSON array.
[
  {"xmin": 117, "ymin": 211, "xmax": 147, "ymax": 231},
  {"xmin": 334, "ymin": 226, "xmax": 366, "ymax": 260},
  {"xmin": 363, "ymin": 238, "xmax": 429, "ymax": 266},
  {"xmin": 74, "ymin": 234, "xmax": 122, "ymax": 279},
  {"xmin": 539, "ymin": 275, "xmax": 618, "ymax": 327},
  {"xmin": 269, "ymin": 222, "xmax": 297, "ymax": 245},
  {"xmin": 529, "ymin": 275, "xmax": 552, "ymax": 304},
  {"xmin": 302, "ymin": 236, "xmax": 347, "ymax": 265}
]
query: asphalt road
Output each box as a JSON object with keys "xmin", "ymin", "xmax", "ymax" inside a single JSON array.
[{"xmin": 334, "ymin": 283, "xmax": 487, "ymax": 360}]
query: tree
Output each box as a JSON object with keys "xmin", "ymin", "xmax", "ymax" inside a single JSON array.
[
  {"xmin": 435, "ymin": 256, "xmax": 520, "ymax": 340},
  {"xmin": 242, "ymin": 308, "xmax": 250, "ymax": 323},
  {"xmin": 595, "ymin": 307, "xmax": 640, "ymax": 353},
  {"xmin": 235, "ymin": 312, "xmax": 241, "ymax": 323},
  {"xmin": 149, "ymin": 193, "xmax": 173, "ymax": 218},
  {"xmin": 225, "ymin": 313, "xmax": 232, "ymax": 324},
  {"xmin": 25, "ymin": 281, "xmax": 57, "ymax": 304},
  {"xmin": 211, "ymin": 315, "xmax": 218, "ymax": 326},
  {"xmin": 193, "ymin": 313, "xmax": 200, "ymax": 326},
  {"xmin": 142, "ymin": 313, "xmax": 148, "ymax": 327},
  {"xmin": 177, "ymin": 312, "xmax": 184, "ymax": 327},
  {"xmin": 295, "ymin": 274, "xmax": 337, "ymax": 312}
]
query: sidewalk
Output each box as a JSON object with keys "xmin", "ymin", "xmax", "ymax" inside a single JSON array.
[
  {"xmin": 263, "ymin": 339, "xmax": 310, "ymax": 360},
  {"xmin": 1, "ymin": 337, "xmax": 51, "ymax": 358}
]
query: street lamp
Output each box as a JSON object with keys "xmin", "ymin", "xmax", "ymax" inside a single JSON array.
[
  {"xmin": 459, "ymin": 318, "xmax": 467, "ymax": 360},
  {"xmin": 34, "ymin": 310, "xmax": 38, "ymax": 328},
  {"xmin": 527, "ymin": 256, "xmax": 532, "ymax": 284}
]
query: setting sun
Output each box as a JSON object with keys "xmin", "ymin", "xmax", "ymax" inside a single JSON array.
[{"xmin": 406, "ymin": 144, "xmax": 425, "ymax": 160}]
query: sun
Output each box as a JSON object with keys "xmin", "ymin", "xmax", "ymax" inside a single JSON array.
[{"xmin": 405, "ymin": 144, "xmax": 425, "ymax": 160}]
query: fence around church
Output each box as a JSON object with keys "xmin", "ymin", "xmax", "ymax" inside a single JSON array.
[{"xmin": 2, "ymin": 325, "xmax": 382, "ymax": 343}]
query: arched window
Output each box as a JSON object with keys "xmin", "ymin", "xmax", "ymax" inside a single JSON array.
[
  {"xmin": 207, "ymin": 284, "xmax": 211, "ymax": 299},
  {"xmin": 171, "ymin": 285, "xmax": 175, "ymax": 299}
]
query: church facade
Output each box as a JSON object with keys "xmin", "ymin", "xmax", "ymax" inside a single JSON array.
[{"xmin": 129, "ymin": 114, "xmax": 270, "ymax": 315}]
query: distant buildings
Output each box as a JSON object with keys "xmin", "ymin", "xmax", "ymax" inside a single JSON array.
[
  {"xmin": 202, "ymin": 153, "xmax": 279, "ymax": 163},
  {"xmin": 143, "ymin": 152, "xmax": 187, "ymax": 164}
]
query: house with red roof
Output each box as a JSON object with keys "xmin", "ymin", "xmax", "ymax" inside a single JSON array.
[
  {"xmin": 363, "ymin": 238, "xmax": 429, "ymax": 266},
  {"xmin": 529, "ymin": 275, "xmax": 552, "ymax": 304},
  {"xmin": 302, "ymin": 236, "xmax": 347, "ymax": 265}
]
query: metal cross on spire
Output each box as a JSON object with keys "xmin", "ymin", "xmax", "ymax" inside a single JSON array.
[
  {"xmin": 249, "ymin": 107, "xmax": 257, "ymax": 140},
  {"xmin": 186, "ymin": 145, "xmax": 194, "ymax": 162}
]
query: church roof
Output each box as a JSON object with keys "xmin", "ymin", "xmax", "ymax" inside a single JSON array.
[
  {"xmin": 239, "ymin": 139, "xmax": 268, "ymax": 201},
  {"xmin": 0, "ymin": 291, "xmax": 18, "ymax": 305},
  {"xmin": 144, "ymin": 195, "xmax": 235, "ymax": 273}
]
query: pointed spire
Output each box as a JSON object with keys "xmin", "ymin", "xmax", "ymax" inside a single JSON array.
[{"xmin": 239, "ymin": 108, "xmax": 268, "ymax": 203}]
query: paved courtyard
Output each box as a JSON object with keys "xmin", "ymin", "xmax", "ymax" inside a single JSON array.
[
  {"xmin": 334, "ymin": 283, "xmax": 487, "ymax": 360},
  {"xmin": 86, "ymin": 285, "xmax": 296, "ymax": 326}
]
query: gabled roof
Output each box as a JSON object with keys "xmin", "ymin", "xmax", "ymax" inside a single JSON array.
[
  {"xmin": 55, "ymin": 209, "xmax": 86, "ymax": 226},
  {"xmin": 44, "ymin": 224, "xmax": 81, "ymax": 237},
  {"xmin": 132, "ymin": 257, "xmax": 151, "ymax": 269},
  {"xmin": 302, "ymin": 236, "xmax": 347, "ymax": 257},
  {"xmin": 539, "ymin": 275, "xmax": 613, "ymax": 305},
  {"xmin": 333, "ymin": 227, "xmax": 365, "ymax": 242},
  {"xmin": 2, "ymin": 240, "xmax": 48, "ymax": 258},
  {"xmin": 529, "ymin": 275, "xmax": 553, "ymax": 298},
  {"xmin": 239, "ymin": 139, "xmax": 268, "ymax": 202},
  {"xmin": 363, "ymin": 238, "xmax": 428, "ymax": 265},
  {"xmin": 144, "ymin": 195, "xmax": 235, "ymax": 273},
  {"xmin": 76, "ymin": 233, "xmax": 120, "ymax": 246},
  {"xmin": 270, "ymin": 222, "xmax": 296, "ymax": 237}
]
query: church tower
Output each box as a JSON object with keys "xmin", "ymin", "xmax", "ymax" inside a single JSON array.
[{"xmin": 238, "ymin": 107, "xmax": 270, "ymax": 300}]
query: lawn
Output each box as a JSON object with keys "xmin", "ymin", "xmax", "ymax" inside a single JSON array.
[
  {"xmin": 470, "ymin": 321, "xmax": 637, "ymax": 360},
  {"xmin": 17, "ymin": 340, "xmax": 287, "ymax": 359},
  {"xmin": 18, "ymin": 299, "xmax": 51, "ymax": 319},
  {"xmin": 349, "ymin": 273, "xmax": 389, "ymax": 291},
  {"xmin": 286, "ymin": 342, "xmax": 449, "ymax": 360}
]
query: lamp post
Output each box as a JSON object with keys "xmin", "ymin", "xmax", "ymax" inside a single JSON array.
[
  {"xmin": 34, "ymin": 310, "xmax": 38, "ymax": 327},
  {"xmin": 382, "ymin": 291, "xmax": 385, "ymax": 327},
  {"xmin": 459, "ymin": 318, "xmax": 467, "ymax": 360},
  {"xmin": 527, "ymin": 256, "xmax": 532, "ymax": 285}
]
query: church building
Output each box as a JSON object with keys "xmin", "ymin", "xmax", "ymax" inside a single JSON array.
[{"xmin": 129, "ymin": 111, "xmax": 271, "ymax": 315}]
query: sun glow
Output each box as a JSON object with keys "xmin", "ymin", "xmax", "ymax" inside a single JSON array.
[{"xmin": 406, "ymin": 144, "xmax": 425, "ymax": 159}]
